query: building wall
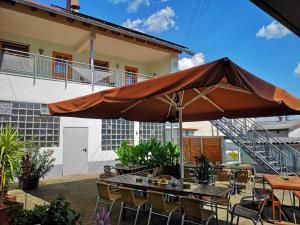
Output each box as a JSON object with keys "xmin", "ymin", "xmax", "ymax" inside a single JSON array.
[
  {"xmin": 0, "ymin": 31, "xmax": 153, "ymax": 75},
  {"xmin": 183, "ymin": 121, "xmax": 223, "ymax": 136}
]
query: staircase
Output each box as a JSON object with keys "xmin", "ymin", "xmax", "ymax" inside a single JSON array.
[{"xmin": 211, "ymin": 118, "xmax": 300, "ymax": 175}]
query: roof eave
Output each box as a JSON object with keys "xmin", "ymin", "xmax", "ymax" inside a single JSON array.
[{"xmin": 13, "ymin": 0, "xmax": 194, "ymax": 55}]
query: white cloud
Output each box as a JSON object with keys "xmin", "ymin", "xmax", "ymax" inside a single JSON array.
[
  {"xmin": 122, "ymin": 6, "xmax": 176, "ymax": 33},
  {"xmin": 110, "ymin": 0, "xmax": 149, "ymax": 12},
  {"xmin": 122, "ymin": 18, "xmax": 144, "ymax": 32},
  {"xmin": 143, "ymin": 6, "xmax": 175, "ymax": 32},
  {"xmin": 128, "ymin": 0, "xmax": 150, "ymax": 13},
  {"xmin": 256, "ymin": 21, "xmax": 291, "ymax": 39},
  {"xmin": 110, "ymin": 0, "xmax": 127, "ymax": 3},
  {"xmin": 178, "ymin": 53, "xmax": 205, "ymax": 70},
  {"xmin": 294, "ymin": 63, "xmax": 300, "ymax": 77}
]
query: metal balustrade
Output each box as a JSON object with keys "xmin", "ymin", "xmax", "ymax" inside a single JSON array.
[
  {"xmin": 211, "ymin": 118, "xmax": 300, "ymax": 175},
  {"xmin": 0, "ymin": 49, "xmax": 153, "ymax": 88}
]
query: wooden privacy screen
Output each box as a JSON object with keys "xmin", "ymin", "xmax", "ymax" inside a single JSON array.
[{"xmin": 183, "ymin": 137, "xmax": 223, "ymax": 163}]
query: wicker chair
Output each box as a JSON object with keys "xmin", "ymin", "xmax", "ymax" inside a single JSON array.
[
  {"xmin": 215, "ymin": 169, "xmax": 231, "ymax": 187},
  {"xmin": 201, "ymin": 190, "xmax": 232, "ymax": 225},
  {"xmin": 235, "ymin": 169, "xmax": 251, "ymax": 195},
  {"xmin": 118, "ymin": 187, "xmax": 148, "ymax": 225},
  {"xmin": 180, "ymin": 196, "xmax": 216, "ymax": 225},
  {"xmin": 93, "ymin": 182, "xmax": 121, "ymax": 217},
  {"xmin": 147, "ymin": 190, "xmax": 179, "ymax": 225},
  {"xmin": 229, "ymin": 194, "xmax": 269, "ymax": 225}
]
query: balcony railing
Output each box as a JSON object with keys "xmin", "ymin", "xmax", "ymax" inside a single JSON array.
[{"xmin": 0, "ymin": 49, "xmax": 154, "ymax": 88}]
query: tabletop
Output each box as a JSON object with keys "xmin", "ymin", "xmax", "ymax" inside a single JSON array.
[
  {"xmin": 263, "ymin": 174, "xmax": 300, "ymax": 191},
  {"xmin": 104, "ymin": 174, "xmax": 231, "ymax": 197},
  {"xmin": 114, "ymin": 164, "xmax": 146, "ymax": 171}
]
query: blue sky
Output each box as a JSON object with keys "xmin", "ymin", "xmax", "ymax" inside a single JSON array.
[{"xmin": 38, "ymin": 0, "xmax": 300, "ymax": 96}]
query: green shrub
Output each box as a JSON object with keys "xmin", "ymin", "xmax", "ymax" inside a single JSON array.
[
  {"xmin": 115, "ymin": 139, "xmax": 180, "ymax": 167},
  {"xmin": 9, "ymin": 196, "xmax": 81, "ymax": 225}
]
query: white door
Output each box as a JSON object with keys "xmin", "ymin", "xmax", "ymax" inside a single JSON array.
[{"xmin": 63, "ymin": 127, "xmax": 88, "ymax": 176}]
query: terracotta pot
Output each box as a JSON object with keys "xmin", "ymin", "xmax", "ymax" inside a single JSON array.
[{"xmin": 0, "ymin": 204, "xmax": 10, "ymax": 225}]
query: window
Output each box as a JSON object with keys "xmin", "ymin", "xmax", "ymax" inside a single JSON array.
[
  {"xmin": 101, "ymin": 119, "xmax": 134, "ymax": 151},
  {"xmin": 125, "ymin": 66, "xmax": 138, "ymax": 85},
  {"xmin": 0, "ymin": 40, "xmax": 29, "ymax": 56},
  {"xmin": 183, "ymin": 129, "xmax": 196, "ymax": 136},
  {"xmin": 52, "ymin": 52, "xmax": 72, "ymax": 80},
  {"xmin": 0, "ymin": 101, "xmax": 60, "ymax": 147},
  {"xmin": 94, "ymin": 60, "xmax": 110, "ymax": 85},
  {"xmin": 139, "ymin": 122, "xmax": 164, "ymax": 142}
]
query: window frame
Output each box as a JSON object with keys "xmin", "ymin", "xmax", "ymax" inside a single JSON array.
[
  {"xmin": 52, "ymin": 51, "xmax": 73, "ymax": 80},
  {"xmin": 125, "ymin": 66, "xmax": 138, "ymax": 85}
]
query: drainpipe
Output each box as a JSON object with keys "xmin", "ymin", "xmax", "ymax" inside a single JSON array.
[{"xmin": 90, "ymin": 32, "xmax": 96, "ymax": 92}]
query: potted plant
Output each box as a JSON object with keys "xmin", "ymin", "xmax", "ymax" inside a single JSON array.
[
  {"xmin": 195, "ymin": 154, "xmax": 213, "ymax": 184},
  {"xmin": 16, "ymin": 141, "xmax": 55, "ymax": 190},
  {"xmin": 0, "ymin": 127, "xmax": 24, "ymax": 224}
]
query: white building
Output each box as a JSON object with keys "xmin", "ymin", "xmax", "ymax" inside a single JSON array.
[{"xmin": 0, "ymin": 0, "xmax": 192, "ymax": 177}]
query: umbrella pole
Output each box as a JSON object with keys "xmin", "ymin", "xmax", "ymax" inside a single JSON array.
[{"xmin": 179, "ymin": 107, "xmax": 184, "ymax": 179}]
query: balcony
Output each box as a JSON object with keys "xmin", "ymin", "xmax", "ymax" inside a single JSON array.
[{"xmin": 0, "ymin": 49, "xmax": 154, "ymax": 88}]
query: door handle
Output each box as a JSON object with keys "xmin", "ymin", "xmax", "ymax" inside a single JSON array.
[{"xmin": 82, "ymin": 148, "xmax": 87, "ymax": 152}]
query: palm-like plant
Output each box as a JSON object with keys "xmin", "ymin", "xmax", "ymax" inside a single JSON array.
[{"xmin": 0, "ymin": 126, "xmax": 24, "ymax": 206}]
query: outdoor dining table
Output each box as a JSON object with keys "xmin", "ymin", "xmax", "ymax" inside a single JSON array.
[
  {"xmin": 263, "ymin": 174, "xmax": 300, "ymax": 223},
  {"xmin": 104, "ymin": 174, "xmax": 231, "ymax": 221},
  {"xmin": 104, "ymin": 174, "xmax": 231, "ymax": 197}
]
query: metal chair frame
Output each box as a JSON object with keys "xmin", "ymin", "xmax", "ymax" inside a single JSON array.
[{"xmin": 229, "ymin": 195, "xmax": 269, "ymax": 225}]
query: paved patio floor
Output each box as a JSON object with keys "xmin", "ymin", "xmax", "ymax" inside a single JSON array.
[{"xmin": 9, "ymin": 174, "xmax": 298, "ymax": 225}]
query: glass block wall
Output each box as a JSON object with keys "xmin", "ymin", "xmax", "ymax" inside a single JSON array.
[
  {"xmin": 139, "ymin": 122, "xmax": 164, "ymax": 142},
  {"xmin": 101, "ymin": 119, "xmax": 135, "ymax": 151},
  {"xmin": 0, "ymin": 100, "xmax": 60, "ymax": 147}
]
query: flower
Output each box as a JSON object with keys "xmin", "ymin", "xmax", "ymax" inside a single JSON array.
[{"xmin": 95, "ymin": 208, "xmax": 110, "ymax": 225}]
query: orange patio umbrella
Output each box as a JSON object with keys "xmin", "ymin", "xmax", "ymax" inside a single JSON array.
[{"xmin": 48, "ymin": 58, "xmax": 300, "ymax": 178}]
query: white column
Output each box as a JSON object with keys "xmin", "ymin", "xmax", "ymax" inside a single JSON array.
[{"xmin": 90, "ymin": 32, "xmax": 96, "ymax": 92}]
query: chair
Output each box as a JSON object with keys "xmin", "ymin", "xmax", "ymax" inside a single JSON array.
[
  {"xmin": 104, "ymin": 165, "xmax": 116, "ymax": 176},
  {"xmin": 235, "ymin": 169, "xmax": 251, "ymax": 195},
  {"xmin": 201, "ymin": 190, "xmax": 232, "ymax": 225},
  {"xmin": 118, "ymin": 187, "xmax": 148, "ymax": 225},
  {"xmin": 180, "ymin": 196, "xmax": 216, "ymax": 225},
  {"xmin": 147, "ymin": 190, "xmax": 179, "ymax": 225},
  {"xmin": 93, "ymin": 182, "xmax": 121, "ymax": 217},
  {"xmin": 229, "ymin": 194, "xmax": 269, "ymax": 225},
  {"xmin": 214, "ymin": 169, "xmax": 231, "ymax": 188}
]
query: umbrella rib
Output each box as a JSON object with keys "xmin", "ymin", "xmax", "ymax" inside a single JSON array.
[
  {"xmin": 216, "ymin": 83, "xmax": 252, "ymax": 94},
  {"xmin": 202, "ymin": 95, "xmax": 224, "ymax": 112},
  {"xmin": 166, "ymin": 93, "xmax": 176, "ymax": 118},
  {"xmin": 121, "ymin": 99, "xmax": 144, "ymax": 114},
  {"xmin": 183, "ymin": 86, "xmax": 217, "ymax": 109},
  {"xmin": 155, "ymin": 96, "xmax": 176, "ymax": 107},
  {"xmin": 164, "ymin": 94, "xmax": 177, "ymax": 106}
]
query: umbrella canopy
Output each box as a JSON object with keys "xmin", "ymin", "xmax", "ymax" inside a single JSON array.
[
  {"xmin": 48, "ymin": 57, "xmax": 300, "ymax": 178},
  {"xmin": 250, "ymin": 0, "xmax": 300, "ymax": 37},
  {"xmin": 49, "ymin": 58, "xmax": 300, "ymax": 120}
]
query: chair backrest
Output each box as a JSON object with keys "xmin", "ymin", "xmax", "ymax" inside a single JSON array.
[
  {"xmin": 180, "ymin": 196, "xmax": 203, "ymax": 220},
  {"xmin": 236, "ymin": 170, "xmax": 250, "ymax": 183},
  {"xmin": 147, "ymin": 190, "xmax": 166, "ymax": 212},
  {"xmin": 119, "ymin": 186, "xmax": 136, "ymax": 206},
  {"xmin": 216, "ymin": 169, "xmax": 230, "ymax": 182},
  {"xmin": 99, "ymin": 173, "xmax": 111, "ymax": 181},
  {"xmin": 184, "ymin": 161, "xmax": 196, "ymax": 166},
  {"xmin": 152, "ymin": 167, "xmax": 160, "ymax": 178},
  {"xmin": 156, "ymin": 175, "xmax": 174, "ymax": 180},
  {"xmin": 104, "ymin": 165, "xmax": 111, "ymax": 172},
  {"xmin": 96, "ymin": 182, "xmax": 111, "ymax": 200}
]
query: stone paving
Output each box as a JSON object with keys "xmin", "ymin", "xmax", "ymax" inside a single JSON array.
[{"xmin": 9, "ymin": 174, "xmax": 298, "ymax": 225}]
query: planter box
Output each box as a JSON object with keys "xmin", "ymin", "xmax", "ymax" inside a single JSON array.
[
  {"xmin": 161, "ymin": 165, "xmax": 180, "ymax": 178},
  {"xmin": 18, "ymin": 176, "xmax": 40, "ymax": 190}
]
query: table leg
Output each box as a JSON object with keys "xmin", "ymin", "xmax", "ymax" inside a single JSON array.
[
  {"xmin": 122, "ymin": 203, "xmax": 127, "ymax": 221},
  {"xmin": 272, "ymin": 189, "xmax": 275, "ymax": 222}
]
